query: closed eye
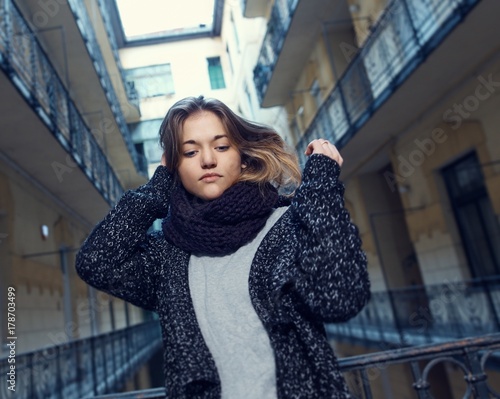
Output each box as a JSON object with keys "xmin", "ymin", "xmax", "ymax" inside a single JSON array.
[{"xmin": 183, "ymin": 150, "xmax": 197, "ymax": 158}]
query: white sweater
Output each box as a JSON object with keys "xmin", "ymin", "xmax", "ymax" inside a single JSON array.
[{"xmin": 189, "ymin": 207, "xmax": 289, "ymax": 399}]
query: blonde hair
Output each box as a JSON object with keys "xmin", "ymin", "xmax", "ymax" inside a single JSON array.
[{"xmin": 159, "ymin": 96, "xmax": 301, "ymax": 192}]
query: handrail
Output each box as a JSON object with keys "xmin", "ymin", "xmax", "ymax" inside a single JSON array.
[
  {"xmin": 341, "ymin": 333, "xmax": 500, "ymax": 398},
  {"xmin": 0, "ymin": 321, "xmax": 162, "ymax": 399},
  {"xmin": 87, "ymin": 333, "xmax": 500, "ymax": 398},
  {"xmin": 0, "ymin": 0, "xmax": 123, "ymax": 205}
]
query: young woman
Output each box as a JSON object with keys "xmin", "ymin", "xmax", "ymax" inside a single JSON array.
[{"xmin": 76, "ymin": 95, "xmax": 370, "ymax": 398}]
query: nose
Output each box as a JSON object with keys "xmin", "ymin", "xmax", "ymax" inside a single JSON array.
[{"xmin": 201, "ymin": 149, "xmax": 216, "ymax": 169}]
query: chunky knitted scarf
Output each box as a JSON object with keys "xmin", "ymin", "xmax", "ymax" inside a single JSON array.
[{"xmin": 162, "ymin": 182, "xmax": 280, "ymax": 256}]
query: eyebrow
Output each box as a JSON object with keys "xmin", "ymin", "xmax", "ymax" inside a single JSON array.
[{"xmin": 182, "ymin": 135, "xmax": 228, "ymax": 145}]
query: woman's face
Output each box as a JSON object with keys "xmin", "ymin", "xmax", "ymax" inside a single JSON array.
[{"xmin": 177, "ymin": 111, "xmax": 245, "ymax": 201}]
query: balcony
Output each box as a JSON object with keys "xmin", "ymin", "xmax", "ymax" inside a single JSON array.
[
  {"xmin": 66, "ymin": 0, "xmax": 145, "ymax": 177},
  {"xmin": 11, "ymin": 0, "xmax": 147, "ymax": 188},
  {"xmin": 288, "ymin": 0, "xmax": 494, "ymax": 172},
  {"xmin": 0, "ymin": 321, "xmax": 161, "ymax": 399},
  {"xmin": 253, "ymin": 0, "xmax": 352, "ymax": 107},
  {"xmin": 0, "ymin": 0, "xmax": 125, "ymax": 223}
]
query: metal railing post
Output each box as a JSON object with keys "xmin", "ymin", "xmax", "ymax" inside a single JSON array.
[
  {"xmin": 56, "ymin": 345, "xmax": 63, "ymax": 399},
  {"xmin": 3, "ymin": 0, "xmax": 14, "ymax": 77},
  {"xmin": 91, "ymin": 336, "xmax": 98, "ymax": 396},
  {"xmin": 400, "ymin": 0, "xmax": 422, "ymax": 50}
]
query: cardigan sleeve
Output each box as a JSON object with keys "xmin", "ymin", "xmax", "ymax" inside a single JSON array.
[
  {"xmin": 289, "ymin": 154, "xmax": 370, "ymax": 323},
  {"xmin": 75, "ymin": 166, "xmax": 174, "ymax": 312}
]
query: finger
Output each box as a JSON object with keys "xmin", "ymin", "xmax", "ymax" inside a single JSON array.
[
  {"xmin": 322, "ymin": 143, "xmax": 342, "ymax": 165},
  {"xmin": 304, "ymin": 139, "xmax": 324, "ymax": 155},
  {"xmin": 328, "ymin": 146, "xmax": 343, "ymax": 166},
  {"xmin": 309, "ymin": 140, "xmax": 344, "ymax": 167},
  {"xmin": 320, "ymin": 140, "xmax": 333, "ymax": 155}
]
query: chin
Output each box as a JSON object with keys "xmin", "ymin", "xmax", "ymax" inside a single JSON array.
[{"xmin": 197, "ymin": 190, "xmax": 223, "ymax": 201}]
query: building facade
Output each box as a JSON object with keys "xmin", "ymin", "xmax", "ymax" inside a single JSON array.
[
  {"xmin": 1, "ymin": 0, "xmax": 499, "ymax": 397},
  {"xmin": 247, "ymin": 0, "xmax": 500, "ymax": 396},
  {"xmin": 0, "ymin": 0, "xmax": 292, "ymax": 395}
]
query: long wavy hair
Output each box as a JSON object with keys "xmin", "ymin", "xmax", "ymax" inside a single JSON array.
[{"xmin": 159, "ymin": 95, "xmax": 301, "ymax": 192}]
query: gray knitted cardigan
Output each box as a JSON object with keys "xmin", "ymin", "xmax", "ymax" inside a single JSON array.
[{"xmin": 76, "ymin": 154, "xmax": 370, "ymax": 399}]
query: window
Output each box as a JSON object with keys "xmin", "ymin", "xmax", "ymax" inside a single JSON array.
[
  {"xmin": 443, "ymin": 153, "xmax": 500, "ymax": 277},
  {"xmin": 125, "ymin": 64, "xmax": 175, "ymax": 98},
  {"xmin": 207, "ymin": 57, "xmax": 226, "ymax": 90}
]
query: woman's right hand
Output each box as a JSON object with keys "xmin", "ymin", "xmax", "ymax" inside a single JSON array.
[{"xmin": 304, "ymin": 139, "xmax": 343, "ymax": 167}]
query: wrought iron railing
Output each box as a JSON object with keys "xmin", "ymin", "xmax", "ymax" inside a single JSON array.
[
  {"xmin": 327, "ymin": 276, "xmax": 500, "ymax": 347},
  {"xmin": 343, "ymin": 333, "xmax": 500, "ymax": 398},
  {"xmin": 252, "ymin": 0, "xmax": 298, "ymax": 102},
  {"xmin": 66, "ymin": 0, "xmax": 146, "ymax": 176},
  {"xmin": 88, "ymin": 333, "xmax": 500, "ymax": 399},
  {"xmin": 294, "ymin": 0, "xmax": 481, "ymax": 165},
  {"xmin": 0, "ymin": 0, "xmax": 123, "ymax": 205},
  {"xmin": 0, "ymin": 321, "xmax": 161, "ymax": 399},
  {"xmin": 252, "ymin": 0, "xmax": 482, "ymax": 165}
]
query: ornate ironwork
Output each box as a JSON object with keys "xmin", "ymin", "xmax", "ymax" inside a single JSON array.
[
  {"xmin": 342, "ymin": 333, "xmax": 500, "ymax": 399},
  {"xmin": 0, "ymin": 321, "xmax": 161, "ymax": 399},
  {"xmin": 0, "ymin": 0, "xmax": 123, "ymax": 205}
]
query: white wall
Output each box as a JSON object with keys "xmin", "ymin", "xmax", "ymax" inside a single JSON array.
[{"xmin": 119, "ymin": 1, "xmax": 292, "ymax": 146}]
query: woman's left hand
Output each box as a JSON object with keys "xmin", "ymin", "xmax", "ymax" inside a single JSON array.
[{"xmin": 304, "ymin": 139, "xmax": 343, "ymax": 167}]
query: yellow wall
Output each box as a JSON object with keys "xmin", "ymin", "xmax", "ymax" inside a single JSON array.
[
  {"xmin": 285, "ymin": 26, "xmax": 356, "ymax": 145},
  {"xmin": 0, "ymin": 160, "xmax": 146, "ymax": 353},
  {"xmin": 389, "ymin": 115, "xmax": 498, "ymax": 284}
]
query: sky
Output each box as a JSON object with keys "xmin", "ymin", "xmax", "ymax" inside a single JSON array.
[{"xmin": 116, "ymin": 0, "xmax": 216, "ymax": 38}]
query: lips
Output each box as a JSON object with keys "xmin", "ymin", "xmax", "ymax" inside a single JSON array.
[{"xmin": 200, "ymin": 173, "xmax": 221, "ymax": 182}]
